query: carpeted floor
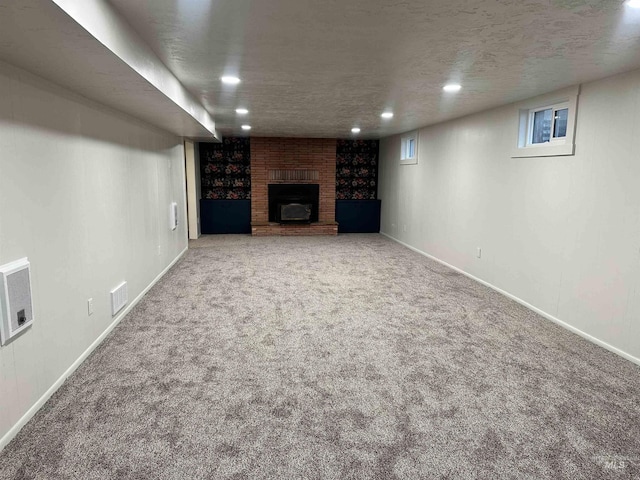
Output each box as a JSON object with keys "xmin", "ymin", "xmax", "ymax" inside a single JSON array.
[{"xmin": 1, "ymin": 234, "xmax": 639, "ymax": 479}]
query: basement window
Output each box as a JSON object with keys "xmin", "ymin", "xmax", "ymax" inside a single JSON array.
[
  {"xmin": 512, "ymin": 87, "xmax": 579, "ymax": 158},
  {"xmin": 527, "ymin": 103, "xmax": 569, "ymax": 145},
  {"xmin": 400, "ymin": 131, "xmax": 418, "ymax": 165}
]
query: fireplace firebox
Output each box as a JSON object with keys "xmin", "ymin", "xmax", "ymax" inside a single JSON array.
[{"xmin": 268, "ymin": 184, "xmax": 319, "ymax": 224}]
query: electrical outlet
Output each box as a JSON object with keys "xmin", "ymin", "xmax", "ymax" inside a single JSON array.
[
  {"xmin": 87, "ymin": 298, "xmax": 94, "ymax": 316},
  {"xmin": 157, "ymin": 245, "xmax": 161, "ymax": 256},
  {"xmin": 477, "ymin": 247, "xmax": 482, "ymax": 259}
]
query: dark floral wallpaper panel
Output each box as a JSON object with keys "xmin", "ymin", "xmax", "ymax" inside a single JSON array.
[
  {"xmin": 336, "ymin": 140, "xmax": 379, "ymax": 200},
  {"xmin": 200, "ymin": 137, "xmax": 251, "ymax": 200},
  {"xmin": 200, "ymin": 137, "xmax": 379, "ymax": 201}
]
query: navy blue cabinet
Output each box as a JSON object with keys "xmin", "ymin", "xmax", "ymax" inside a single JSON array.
[
  {"xmin": 335, "ymin": 200, "xmax": 381, "ymax": 233},
  {"xmin": 200, "ymin": 200, "xmax": 251, "ymax": 234}
]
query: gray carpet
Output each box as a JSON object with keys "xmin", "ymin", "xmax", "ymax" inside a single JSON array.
[{"xmin": 1, "ymin": 234, "xmax": 639, "ymax": 479}]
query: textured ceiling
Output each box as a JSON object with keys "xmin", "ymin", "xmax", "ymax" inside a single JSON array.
[
  {"xmin": 4, "ymin": 0, "xmax": 637, "ymax": 140},
  {"xmin": 106, "ymin": 0, "xmax": 640, "ymax": 138}
]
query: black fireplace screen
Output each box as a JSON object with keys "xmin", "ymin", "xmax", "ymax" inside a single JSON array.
[
  {"xmin": 268, "ymin": 184, "xmax": 319, "ymax": 223},
  {"xmin": 280, "ymin": 203, "xmax": 311, "ymax": 222}
]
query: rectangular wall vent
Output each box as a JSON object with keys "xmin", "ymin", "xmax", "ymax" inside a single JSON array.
[
  {"xmin": 0, "ymin": 258, "xmax": 34, "ymax": 346},
  {"xmin": 110, "ymin": 281, "xmax": 128, "ymax": 316}
]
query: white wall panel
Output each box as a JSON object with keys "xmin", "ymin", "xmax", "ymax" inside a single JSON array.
[
  {"xmin": 379, "ymin": 68, "xmax": 640, "ymax": 363},
  {"xmin": 0, "ymin": 61, "xmax": 188, "ymax": 443}
]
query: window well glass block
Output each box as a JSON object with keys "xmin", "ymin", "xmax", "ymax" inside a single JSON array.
[
  {"xmin": 532, "ymin": 109, "xmax": 552, "ymax": 144},
  {"xmin": 553, "ymin": 108, "xmax": 568, "ymax": 138}
]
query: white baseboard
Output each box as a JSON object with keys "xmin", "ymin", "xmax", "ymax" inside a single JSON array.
[
  {"xmin": 0, "ymin": 247, "xmax": 188, "ymax": 452},
  {"xmin": 380, "ymin": 231, "xmax": 640, "ymax": 367}
]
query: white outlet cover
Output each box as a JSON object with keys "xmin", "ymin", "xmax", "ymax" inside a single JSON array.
[{"xmin": 87, "ymin": 298, "xmax": 93, "ymax": 316}]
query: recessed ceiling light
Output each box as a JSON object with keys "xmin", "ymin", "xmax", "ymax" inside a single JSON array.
[
  {"xmin": 351, "ymin": 127, "xmax": 361, "ymax": 134},
  {"xmin": 443, "ymin": 84, "xmax": 462, "ymax": 93},
  {"xmin": 627, "ymin": 0, "xmax": 640, "ymax": 8},
  {"xmin": 241, "ymin": 125, "xmax": 251, "ymax": 131},
  {"xmin": 221, "ymin": 76, "xmax": 241, "ymax": 85},
  {"xmin": 381, "ymin": 112, "xmax": 394, "ymax": 119},
  {"xmin": 236, "ymin": 108, "xmax": 249, "ymax": 114}
]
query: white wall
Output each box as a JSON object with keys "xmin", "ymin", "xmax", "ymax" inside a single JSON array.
[
  {"xmin": 185, "ymin": 140, "xmax": 201, "ymax": 240},
  {"xmin": 0, "ymin": 60, "xmax": 188, "ymax": 444},
  {"xmin": 195, "ymin": 142, "xmax": 202, "ymax": 228},
  {"xmin": 379, "ymin": 68, "xmax": 640, "ymax": 364}
]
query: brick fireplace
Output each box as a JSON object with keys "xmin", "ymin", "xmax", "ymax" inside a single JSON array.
[{"xmin": 250, "ymin": 137, "xmax": 338, "ymax": 236}]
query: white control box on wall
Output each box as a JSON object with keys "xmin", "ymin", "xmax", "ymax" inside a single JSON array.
[
  {"xmin": 170, "ymin": 202, "xmax": 178, "ymax": 231},
  {"xmin": 0, "ymin": 258, "xmax": 34, "ymax": 346}
]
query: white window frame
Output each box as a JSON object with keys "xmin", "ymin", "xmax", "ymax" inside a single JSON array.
[
  {"xmin": 400, "ymin": 131, "xmax": 419, "ymax": 165},
  {"xmin": 526, "ymin": 102, "xmax": 569, "ymax": 146},
  {"xmin": 512, "ymin": 86, "xmax": 579, "ymax": 158}
]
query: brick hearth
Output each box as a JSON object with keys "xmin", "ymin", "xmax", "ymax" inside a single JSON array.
[{"xmin": 250, "ymin": 137, "xmax": 338, "ymax": 236}]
